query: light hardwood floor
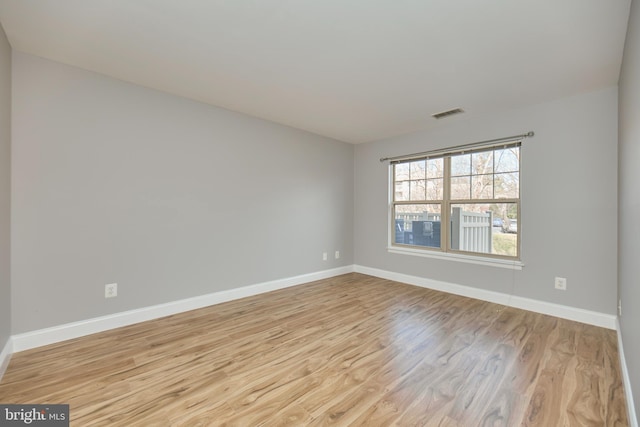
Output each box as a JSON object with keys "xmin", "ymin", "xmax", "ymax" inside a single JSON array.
[{"xmin": 0, "ymin": 273, "xmax": 628, "ymax": 426}]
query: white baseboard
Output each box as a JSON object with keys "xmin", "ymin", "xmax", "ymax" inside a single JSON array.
[
  {"xmin": 12, "ymin": 266, "xmax": 355, "ymax": 353},
  {"xmin": 0, "ymin": 337, "xmax": 12, "ymax": 382},
  {"xmin": 354, "ymin": 265, "xmax": 617, "ymax": 330},
  {"xmin": 9, "ymin": 263, "xmax": 617, "ymax": 352},
  {"xmin": 617, "ymin": 318, "xmax": 638, "ymax": 427}
]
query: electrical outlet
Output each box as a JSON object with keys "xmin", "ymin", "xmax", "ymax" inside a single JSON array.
[
  {"xmin": 554, "ymin": 277, "xmax": 567, "ymax": 290},
  {"xmin": 618, "ymin": 299, "xmax": 622, "ymax": 316},
  {"xmin": 335, "ymin": 250, "xmax": 340, "ymax": 259},
  {"xmin": 323, "ymin": 252, "xmax": 328, "ymax": 261},
  {"xmin": 105, "ymin": 283, "xmax": 118, "ymax": 298}
]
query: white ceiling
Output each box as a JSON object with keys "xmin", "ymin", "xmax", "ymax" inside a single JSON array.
[{"xmin": 0, "ymin": 1, "xmax": 632, "ymax": 143}]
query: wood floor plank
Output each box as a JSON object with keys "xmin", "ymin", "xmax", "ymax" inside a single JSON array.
[{"xmin": 0, "ymin": 273, "xmax": 629, "ymax": 426}]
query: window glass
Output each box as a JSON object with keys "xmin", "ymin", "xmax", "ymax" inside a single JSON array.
[
  {"xmin": 391, "ymin": 145, "xmax": 520, "ymax": 260},
  {"xmin": 394, "ymin": 204, "xmax": 442, "ymax": 249}
]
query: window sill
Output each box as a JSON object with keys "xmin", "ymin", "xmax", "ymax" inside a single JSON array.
[{"xmin": 387, "ymin": 246, "xmax": 524, "ymax": 270}]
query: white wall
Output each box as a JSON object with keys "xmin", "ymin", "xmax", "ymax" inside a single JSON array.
[
  {"xmin": 355, "ymin": 87, "xmax": 618, "ymax": 314},
  {"xmin": 11, "ymin": 52, "xmax": 354, "ymax": 334},
  {"xmin": 0, "ymin": 24, "xmax": 11, "ymax": 350},
  {"xmin": 619, "ymin": 0, "xmax": 640, "ymax": 416}
]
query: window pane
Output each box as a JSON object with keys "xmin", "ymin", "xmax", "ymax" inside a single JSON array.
[
  {"xmin": 450, "ymin": 203, "xmax": 518, "ymax": 257},
  {"xmin": 427, "ymin": 178, "xmax": 444, "ymax": 200},
  {"xmin": 395, "ymin": 163, "xmax": 410, "ymax": 181},
  {"xmin": 427, "ymin": 158, "xmax": 444, "ymax": 178},
  {"xmin": 451, "ymin": 154, "xmax": 471, "ymax": 176},
  {"xmin": 391, "ymin": 144, "xmax": 520, "ymax": 260},
  {"xmin": 409, "ymin": 180, "xmax": 426, "ymax": 200},
  {"xmin": 394, "ymin": 204, "xmax": 442, "ymax": 248},
  {"xmin": 395, "ymin": 181, "xmax": 409, "ymax": 201},
  {"xmin": 472, "ymin": 151, "xmax": 493, "ymax": 175},
  {"xmin": 410, "ymin": 160, "xmax": 426, "ymax": 180},
  {"xmin": 494, "ymin": 172, "xmax": 519, "ymax": 198},
  {"xmin": 471, "ymin": 174, "xmax": 493, "ymax": 199},
  {"xmin": 451, "ymin": 176, "xmax": 471, "ymax": 200},
  {"xmin": 494, "ymin": 148, "xmax": 520, "ymax": 173}
]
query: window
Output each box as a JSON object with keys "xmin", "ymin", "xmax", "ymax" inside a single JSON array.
[{"xmin": 391, "ymin": 142, "xmax": 520, "ymax": 260}]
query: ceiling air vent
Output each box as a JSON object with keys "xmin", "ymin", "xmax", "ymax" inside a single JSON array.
[{"xmin": 432, "ymin": 108, "xmax": 464, "ymax": 119}]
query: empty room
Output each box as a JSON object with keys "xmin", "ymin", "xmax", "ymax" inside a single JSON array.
[{"xmin": 0, "ymin": 1, "xmax": 639, "ymax": 426}]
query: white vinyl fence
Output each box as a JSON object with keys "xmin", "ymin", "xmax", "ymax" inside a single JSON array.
[
  {"xmin": 395, "ymin": 212, "xmax": 441, "ymax": 226},
  {"xmin": 450, "ymin": 207, "xmax": 492, "ymax": 253}
]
